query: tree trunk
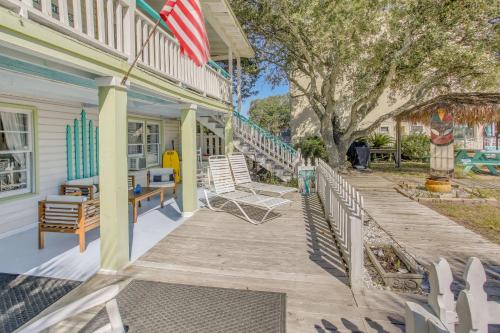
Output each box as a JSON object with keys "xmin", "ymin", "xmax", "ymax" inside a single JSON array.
[{"xmin": 319, "ymin": 115, "xmax": 348, "ymax": 168}]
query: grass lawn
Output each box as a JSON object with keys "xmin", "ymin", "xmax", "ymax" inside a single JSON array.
[
  {"xmin": 422, "ymin": 201, "xmax": 500, "ymax": 245},
  {"xmin": 475, "ymin": 188, "xmax": 500, "ymax": 201}
]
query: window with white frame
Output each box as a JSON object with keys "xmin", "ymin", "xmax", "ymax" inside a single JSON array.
[
  {"xmin": 0, "ymin": 108, "xmax": 34, "ymax": 198},
  {"xmin": 146, "ymin": 123, "xmax": 160, "ymax": 166},
  {"xmin": 128, "ymin": 121, "xmax": 144, "ymax": 156}
]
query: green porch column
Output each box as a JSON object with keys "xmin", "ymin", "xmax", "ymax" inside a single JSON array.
[
  {"xmin": 181, "ymin": 104, "xmax": 198, "ymax": 217},
  {"xmin": 96, "ymin": 77, "xmax": 129, "ymax": 272},
  {"xmin": 224, "ymin": 112, "xmax": 234, "ymax": 155}
]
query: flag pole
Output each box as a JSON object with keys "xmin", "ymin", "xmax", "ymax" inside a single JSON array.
[{"xmin": 121, "ymin": 19, "xmax": 162, "ymax": 86}]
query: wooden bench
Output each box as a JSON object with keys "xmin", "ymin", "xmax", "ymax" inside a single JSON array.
[
  {"xmin": 38, "ymin": 195, "xmax": 100, "ymax": 252},
  {"xmin": 40, "ymin": 175, "xmax": 135, "ymax": 252},
  {"xmin": 370, "ymin": 148, "xmax": 397, "ymax": 163}
]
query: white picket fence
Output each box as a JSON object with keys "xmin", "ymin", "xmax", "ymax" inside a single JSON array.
[
  {"xmin": 405, "ymin": 257, "xmax": 500, "ymax": 333},
  {"xmin": 315, "ymin": 158, "xmax": 364, "ymax": 290},
  {"xmin": 3, "ymin": 0, "xmax": 231, "ymax": 102}
]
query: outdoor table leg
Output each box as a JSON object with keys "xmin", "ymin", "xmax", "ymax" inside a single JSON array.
[
  {"xmin": 462, "ymin": 165, "xmax": 473, "ymax": 176},
  {"xmin": 160, "ymin": 190, "xmax": 164, "ymax": 208},
  {"xmin": 471, "ymin": 152, "xmax": 483, "ymax": 174},
  {"xmin": 486, "ymin": 164, "xmax": 498, "ymax": 175},
  {"xmin": 133, "ymin": 200, "xmax": 138, "ymax": 224}
]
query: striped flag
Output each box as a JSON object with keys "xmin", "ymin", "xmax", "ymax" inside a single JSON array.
[{"xmin": 160, "ymin": 0, "xmax": 210, "ymax": 67}]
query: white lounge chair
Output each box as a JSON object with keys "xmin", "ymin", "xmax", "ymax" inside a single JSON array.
[
  {"xmin": 228, "ymin": 153, "xmax": 297, "ymax": 197},
  {"xmin": 204, "ymin": 155, "xmax": 291, "ymax": 224},
  {"xmin": 18, "ymin": 285, "xmax": 125, "ymax": 333}
]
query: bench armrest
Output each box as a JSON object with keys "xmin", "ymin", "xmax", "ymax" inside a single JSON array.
[{"xmin": 60, "ymin": 184, "xmax": 95, "ymax": 199}]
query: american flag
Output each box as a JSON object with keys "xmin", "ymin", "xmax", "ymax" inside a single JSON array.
[{"xmin": 160, "ymin": 0, "xmax": 210, "ymax": 67}]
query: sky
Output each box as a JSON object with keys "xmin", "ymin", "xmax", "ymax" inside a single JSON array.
[{"xmin": 240, "ymin": 76, "xmax": 289, "ymax": 116}]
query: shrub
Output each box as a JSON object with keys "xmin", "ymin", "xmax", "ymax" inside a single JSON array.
[
  {"xmin": 295, "ymin": 136, "xmax": 328, "ymax": 162},
  {"xmin": 367, "ymin": 133, "xmax": 394, "ymax": 148},
  {"xmin": 256, "ymin": 170, "xmax": 297, "ymax": 187},
  {"xmin": 401, "ymin": 134, "xmax": 430, "ymax": 161}
]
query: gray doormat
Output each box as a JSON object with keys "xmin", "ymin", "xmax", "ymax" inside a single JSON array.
[
  {"xmin": 0, "ymin": 273, "xmax": 81, "ymax": 333},
  {"xmin": 80, "ymin": 280, "xmax": 286, "ymax": 333}
]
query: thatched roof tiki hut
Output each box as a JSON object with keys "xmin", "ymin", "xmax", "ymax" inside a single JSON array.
[{"xmin": 394, "ymin": 92, "xmax": 500, "ymax": 168}]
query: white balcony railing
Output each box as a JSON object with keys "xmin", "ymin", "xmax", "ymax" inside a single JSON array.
[{"xmin": 1, "ymin": 0, "xmax": 232, "ymax": 103}]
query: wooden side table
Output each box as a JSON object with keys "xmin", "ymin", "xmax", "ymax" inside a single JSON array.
[{"xmin": 128, "ymin": 187, "xmax": 164, "ymax": 224}]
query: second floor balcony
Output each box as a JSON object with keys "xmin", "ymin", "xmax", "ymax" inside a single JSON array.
[{"xmin": 0, "ymin": 0, "xmax": 253, "ymax": 104}]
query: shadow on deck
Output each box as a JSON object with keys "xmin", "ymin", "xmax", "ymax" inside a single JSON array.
[{"xmin": 303, "ymin": 194, "xmax": 347, "ymax": 279}]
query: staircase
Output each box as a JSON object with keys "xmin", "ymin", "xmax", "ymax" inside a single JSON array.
[
  {"xmin": 198, "ymin": 115, "xmax": 224, "ymax": 138},
  {"xmin": 198, "ymin": 112, "xmax": 300, "ymax": 181}
]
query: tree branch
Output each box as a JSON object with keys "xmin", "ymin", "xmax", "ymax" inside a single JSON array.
[{"xmin": 346, "ymin": 34, "xmax": 414, "ymax": 136}]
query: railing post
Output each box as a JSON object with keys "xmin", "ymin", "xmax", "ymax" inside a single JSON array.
[
  {"xmin": 123, "ymin": 0, "xmax": 137, "ymax": 63},
  {"xmin": 324, "ymin": 183, "xmax": 331, "ymax": 219},
  {"xmin": 72, "ymin": 0, "xmax": 83, "ymax": 32},
  {"xmin": 349, "ymin": 214, "xmax": 363, "ymax": 291},
  {"xmin": 19, "ymin": 0, "xmax": 33, "ymax": 17}
]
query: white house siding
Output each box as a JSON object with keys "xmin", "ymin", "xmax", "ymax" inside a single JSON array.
[
  {"xmin": 0, "ymin": 94, "xmax": 98, "ymax": 236},
  {"xmin": 163, "ymin": 119, "xmax": 181, "ymax": 156}
]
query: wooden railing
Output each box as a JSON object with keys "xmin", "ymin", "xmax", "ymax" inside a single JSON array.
[
  {"xmin": 315, "ymin": 158, "xmax": 364, "ymax": 290},
  {"xmin": 2, "ymin": 0, "xmax": 231, "ymax": 103},
  {"xmin": 232, "ymin": 111, "xmax": 300, "ymax": 173}
]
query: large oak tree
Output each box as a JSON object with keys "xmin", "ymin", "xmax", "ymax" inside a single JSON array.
[
  {"xmin": 229, "ymin": 0, "xmax": 499, "ymax": 166},
  {"xmin": 249, "ymin": 94, "xmax": 291, "ymax": 135}
]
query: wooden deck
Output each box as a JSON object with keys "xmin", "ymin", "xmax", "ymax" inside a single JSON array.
[
  {"xmin": 32, "ymin": 192, "xmax": 412, "ymax": 333},
  {"xmin": 347, "ymin": 173, "xmax": 500, "ymax": 298},
  {"xmin": 121, "ymin": 193, "xmax": 413, "ymax": 332}
]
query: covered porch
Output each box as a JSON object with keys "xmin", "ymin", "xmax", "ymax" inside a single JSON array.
[{"xmin": 0, "ymin": 55, "xmax": 235, "ymax": 274}]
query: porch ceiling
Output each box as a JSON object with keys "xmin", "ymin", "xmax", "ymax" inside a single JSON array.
[{"xmin": 202, "ymin": 0, "xmax": 254, "ymax": 59}]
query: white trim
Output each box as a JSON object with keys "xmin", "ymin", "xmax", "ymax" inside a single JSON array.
[
  {"xmin": 97, "ymin": 268, "xmax": 120, "ymax": 275},
  {"xmin": 127, "ymin": 119, "xmax": 145, "ymax": 157},
  {"xmin": 181, "ymin": 208, "xmax": 198, "ymax": 218},
  {"xmin": 146, "ymin": 121, "xmax": 161, "ymax": 167},
  {"xmin": 0, "ymin": 107, "xmax": 34, "ymax": 199}
]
